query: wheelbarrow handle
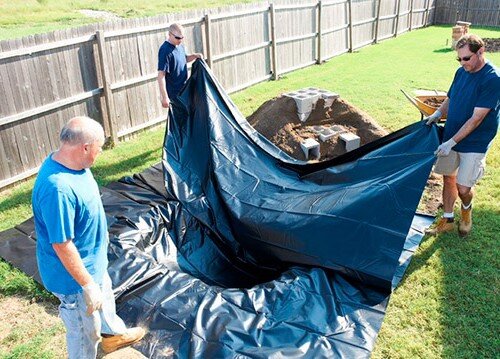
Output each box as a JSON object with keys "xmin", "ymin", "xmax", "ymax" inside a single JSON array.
[{"xmin": 400, "ymin": 89, "xmax": 428, "ymax": 117}]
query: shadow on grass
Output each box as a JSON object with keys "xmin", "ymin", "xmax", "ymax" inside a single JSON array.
[
  {"xmin": 433, "ymin": 47, "xmax": 454, "ymax": 53},
  {"xmin": 91, "ymin": 149, "xmax": 160, "ymax": 186},
  {"xmin": 400, "ymin": 207, "xmax": 498, "ymax": 358}
]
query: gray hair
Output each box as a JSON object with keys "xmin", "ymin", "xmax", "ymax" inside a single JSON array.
[{"xmin": 60, "ymin": 116, "xmax": 105, "ymax": 145}]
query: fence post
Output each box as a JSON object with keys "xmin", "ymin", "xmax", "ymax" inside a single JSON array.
[
  {"xmin": 270, "ymin": 3, "xmax": 278, "ymax": 80},
  {"xmin": 374, "ymin": 0, "xmax": 382, "ymax": 43},
  {"xmin": 409, "ymin": 0, "xmax": 414, "ymax": 31},
  {"xmin": 204, "ymin": 14, "xmax": 213, "ymax": 68},
  {"xmin": 347, "ymin": 0, "xmax": 353, "ymax": 52},
  {"xmin": 95, "ymin": 30, "xmax": 118, "ymax": 146},
  {"xmin": 394, "ymin": 0, "xmax": 402, "ymax": 37},
  {"xmin": 424, "ymin": 0, "xmax": 430, "ymax": 26},
  {"xmin": 317, "ymin": 0, "xmax": 322, "ymax": 64}
]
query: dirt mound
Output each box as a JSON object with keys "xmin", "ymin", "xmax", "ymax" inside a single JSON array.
[
  {"xmin": 484, "ymin": 38, "xmax": 500, "ymax": 53},
  {"xmin": 247, "ymin": 95, "xmax": 442, "ymax": 215},
  {"xmin": 248, "ymin": 96, "xmax": 387, "ymax": 162}
]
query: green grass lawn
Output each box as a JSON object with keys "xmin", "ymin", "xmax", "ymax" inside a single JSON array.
[
  {"xmin": 0, "ymin": 0, "xmax": 254, "ymax": 40},
  {"xmin": 1, "ymin": 25, "xmax": 499, "ymax": 358}
]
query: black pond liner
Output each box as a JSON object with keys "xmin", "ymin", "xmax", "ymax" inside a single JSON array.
[{"xmin": 0, "ymin": 59, "xmax": 441, "ymax": 358}]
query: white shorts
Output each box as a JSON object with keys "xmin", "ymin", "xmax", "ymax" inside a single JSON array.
[{"xmin": 433, "ymin": 150, "xmax": 486, "ymax": 187}]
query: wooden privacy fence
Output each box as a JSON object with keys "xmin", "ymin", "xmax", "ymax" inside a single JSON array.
[
  {"xmin": 0, "ymin": 0, "xmax": 436, "ymax": 190},
  {"xmin": 434, "ymin": 0, "xmax": 500, "ymax": 26}
]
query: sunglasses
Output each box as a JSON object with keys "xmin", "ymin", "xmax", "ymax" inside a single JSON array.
[
  {"xmin": 170, "ymin": 32, "xmax": 184, "ymax": 40},
  {"xmin": 456, "ymin": 53, "xmax": 476, "ymax": 62}
]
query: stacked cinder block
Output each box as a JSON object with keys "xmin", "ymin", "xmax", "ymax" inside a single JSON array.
[
  {"xmin": 285, "ymin": 88, "xmax": 362, "ymax": 159},
  {"xmin": 284, "ymin": 88, "xmax": 339, "ymax": 122},
  {"xmin": 312, "ymin": 125, "xmax": 345, "ymax": 142}
]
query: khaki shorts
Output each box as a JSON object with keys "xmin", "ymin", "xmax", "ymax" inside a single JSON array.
[{"xmin": 433, "ymin": 150, "xmax": 486, "ymax": 187}]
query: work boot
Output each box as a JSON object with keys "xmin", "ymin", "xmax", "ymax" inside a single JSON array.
[
  {"xmin": 426, "ymin": 217, "xmax": 455, "ymax": 235},
  {"xmin": 458, "ymin": 206, "xmax": 472, "ymax": 237},
  {"xmin": 101, "ymin": 327, "xmax": 146, "ymax": 354}
]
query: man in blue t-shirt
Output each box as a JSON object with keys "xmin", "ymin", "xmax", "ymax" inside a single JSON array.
[
  {"xmin": 157, "ymin": 23, "xmax": 202, "ymax": 108},
  {"xmin": 425, "ymin": 34, "xmax": 499, "ymax": 237},
  {"xmin": 32, "ymin": 117, "xmax": 145, "ymax": 358}
]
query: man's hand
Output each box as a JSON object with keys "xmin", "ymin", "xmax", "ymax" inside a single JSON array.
[
  {"xmin": 160, "ymin": 97, "xmax": 170, "ymax": 108},
  {"xmin": 435, "ymin": 138, "xmax": 457, "ymax": 157},
  {"xmin": 82, "ymin": 281, "xmax": 103, "ymax": 315},
  {"xmin": 424, "ymin": 110, "xmax": 442, "ymax": 125}
]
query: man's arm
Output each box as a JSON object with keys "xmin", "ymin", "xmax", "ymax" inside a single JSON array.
[
  {"xmin": 53, "ymin": 240, "xmax": 103, "ymax": 314},
  {"xmin": 436, "ymin": 97, "xmax": 450, "ymax": 118},
  {"xmin": 157, "ymin": 71, "xmax": 170, "ymax": 108},
  {"xmin": 425, "ymin": 97, "xmax": 450, "ymax": 125},
  {"xmin": 53, "ymin": 240, "xmax": 93, "ymax": 286},
  {"xmin": 451, "ymin": 107, "xmax": 491, "ymax": 143}
]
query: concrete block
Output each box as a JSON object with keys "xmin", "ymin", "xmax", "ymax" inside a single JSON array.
[
  {"xmin": 298, "ymin": 111, "xmax": 311, "ymax": 122},
  {"xmin": 300, "ymin": 138, "xmax": 320, "ymax": 160},
  {"xmin": 294, "ymin": 94, "xmax": 315, "ymax": 114},
  {"xmin": 340, "ymin": 132, "xmax": 361, "ymax": 152},
  {"xmin": 317, "ymin": 89, "xmax": 339, "ymax": 99},
  {"xmin": 319, "ymin": 128, "xmax": 336, "ymax": 142},
  {"xmin": 319, "ymin": 125, "xmax": 345, "ymax": 141},
  {"xmin": 312, "ymin": 125, "xmax": 324, "ymax": 133},
  {"xmin": 305, "ymin": 88, "xmax": 320, "ymax": 102},
  {"xmin": 285, "ymin": 88, "xmax": 339, "ymax": 121}
]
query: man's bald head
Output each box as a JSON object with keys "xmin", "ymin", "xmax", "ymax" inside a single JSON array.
[
  {"xmin": 169, "ymin": 23, "xmax": 184, "ymax": 36},
  {"xmin": 60, "ymin": 116, "xmax": 105, "ymax": 146}
]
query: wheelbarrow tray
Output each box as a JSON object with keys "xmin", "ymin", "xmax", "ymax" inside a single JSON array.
[
  {"xmin": 414, "ymin": 95, "xmax": 447, "ymax": 117},
  {"xmin": 401, "ymin": 89, "xmax": 447, "ymax": 120}
]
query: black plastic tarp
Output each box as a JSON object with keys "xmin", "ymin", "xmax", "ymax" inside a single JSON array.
[{"xmin": 0, "ymin": 59, "xmax": 440, "ymax": 358}]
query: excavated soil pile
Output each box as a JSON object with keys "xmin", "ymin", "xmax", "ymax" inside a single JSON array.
[
  {"xmin": 423, "ymin": 97, "xmax": 445, "ymax": 107},
  {"xmin": 248, "ymin": 96, "xmax": 387, "ymax": 162},
  {"xmin": 247, "ymin": 95, "xmax": 442, "ymax": 214},
  {"xmin": 484, "ymin": 38, "xmax": 500, "ymax": 52}
]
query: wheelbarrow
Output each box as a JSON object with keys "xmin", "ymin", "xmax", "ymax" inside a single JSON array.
[{"xmin": 401, "ymin": 89, "xmax": 447, "ymax": 121}]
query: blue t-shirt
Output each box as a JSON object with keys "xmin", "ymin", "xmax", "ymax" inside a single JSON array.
[
  {"xmin": 158, "ymin": 41, "xmax": 188, "ymax": 99},
  {"xmin": 32, "ymin": 155, "xmax": 109, "ymax": 295},
  {"xmin": 445, "ymin": 61, "xmax": 500, "ymax": 153}
]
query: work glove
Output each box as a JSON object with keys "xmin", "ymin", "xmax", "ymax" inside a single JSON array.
[
  {"xmin": 82, "ymin": 281, "xmax": 103, "ymax": 315},
  {"xmin": 435, "ymin": 138, "xmax": 456, "ymax": 157},
  {"xmin": 424, "ymin": 110, "xmax": 442, "ymax": 125}
]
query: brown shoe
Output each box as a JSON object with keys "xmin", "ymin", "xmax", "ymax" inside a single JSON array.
[
  {"xmin": 101, "ymin": 327, "xmax": 146, "ymax": 354},
  {"xmin": 426, "ymin": 217, "xmax": 455, "ymax": 235},
  {"xmin": 459, "ymin": 206, "xmax": 472, "ymax": 237}
]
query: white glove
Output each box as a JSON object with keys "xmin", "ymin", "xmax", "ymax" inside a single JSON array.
[
  {"xmin": 82, "ymin": 281, "xmax": 103, "ymax": 315},
  {"xmin": 424, "ymin": 110, "xmax": 442, "ymax": 125},
  {"xmin": 435, "ymin": 138, "xmax": 456, "ymax": 157}
]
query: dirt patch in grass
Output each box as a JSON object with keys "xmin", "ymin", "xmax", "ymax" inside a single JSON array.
[
  {"xmin": 484, "ymin": 38, "xmax": 500, "ymax": 53},
  {"xmin": 0, "ymin": 295, "xmax": 146, "ymax": 358},
  {"xmin": 79, "ymin": 9, "xmax": 121, "ymax": 21},
  {"xmin": 0, "ymin": 296, "xmax": 66, "ymax": 357},
  {"xmin": 248, "ymin": 95, "xmax": 442, "ymax": 215}
]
